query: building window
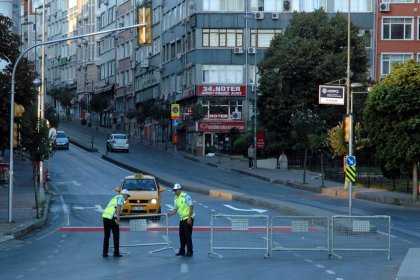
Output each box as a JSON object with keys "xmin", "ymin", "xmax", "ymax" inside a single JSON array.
[
  {"xmin": 250, "ymin": 29, "xmax": 282, "ymax": 48},
  {"xmin": 333, "ymin": 0, "xmax": 372, "ymax": 12},
  {"xmin": 381, "ymin": 53, "xmax": 413, "ymax": 76},
  {"xmin": 202, "ymin": 29, "xmax": 243, "ymax": 47},
  {"xmin": 202, "ymin": 65, "xmax": 243, "ymax": 84},
  {"xmin": 203, "ymin": 0, "xmax": 244, "ymax": 11},
  {"xmin": 301, "ymin": 0, "xmax": 327, "ymax": 12},
  {"xmin": 359, "ymin": 29, "xmax": 372, "ymax": 48},
  {"xmin": 417, "ymin": 53, "xmax": 420, "ymax": 62},
  {"xmin": 382, "ymin": 18, "xmax": 413, "ymax": 40}
]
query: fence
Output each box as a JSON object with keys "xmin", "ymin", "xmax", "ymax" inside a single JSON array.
[
  {"xmin": 118, "ymin": 214, "xmax": 176, "ymax": 254},
  {"xmin": 208, "ymin": 214, "xmax": 270, "ymax": 258},
  {"xmin": 330, "ymin": 215, "xmax": 391, "ymax": 260},
  {"xmin": 270, "ymin": 216, "xmax": 329, "ymax": 256}
]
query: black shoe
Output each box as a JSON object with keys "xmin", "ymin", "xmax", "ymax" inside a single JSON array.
[
  {"xmin": 184, "ymin": 252, "xmax": 193, "ymax": 257},
  {"xmin": 175, "ymin": 252, "xmax": 185, "ymax": 256},
  {"xmin": 113, "ymin": 254, "xmax": 123, "ymax": 258},
  {"xmin": 102, "ymin": 254, "xmax": 108, "ymax": 258}
]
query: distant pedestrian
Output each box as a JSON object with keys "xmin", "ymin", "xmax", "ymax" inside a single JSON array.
[
  {"xmin": 248, "ymin": 144, "xmax": 255, "ymax": 169},
  {"xmin": 168, "ymin": 183, "xmax": 195, "ymax": 257},
  {"xmin": 102, "ymin": 187, "xmax": 130, "ymax": 258}
]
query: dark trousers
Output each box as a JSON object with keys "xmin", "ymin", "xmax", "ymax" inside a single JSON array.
[
  {"xmin": 178, "ymin": 218, "xmax": 194, "ymax": 254},
  {"xmin": 248, "ymin": 157, "xmax": 254, "ymax": 168},
  {"xmin": 103, "ymin": 218, "xmax": 120, "ymax": 255}
]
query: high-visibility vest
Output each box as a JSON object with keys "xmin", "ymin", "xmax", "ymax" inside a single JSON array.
[
  {"xmin": 102, "ymin": 195, "xmax": 122, "ymax": 219},
  {"xmin": 174, "ymin": 192, "xmax": 195, "ymax": 221}
]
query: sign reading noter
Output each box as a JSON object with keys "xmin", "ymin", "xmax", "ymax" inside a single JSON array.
[{"xmin": 319, "ymin": 85, "xmax": 345, "ymax": 105}]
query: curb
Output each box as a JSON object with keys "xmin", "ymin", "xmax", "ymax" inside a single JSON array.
[
  {"xmin": 4, "ymin": 194, "xmax": 51, "ymax": 239},
  {"xmin": 70, "ymin": 139, "xmax": 98, "ymax": 152}
]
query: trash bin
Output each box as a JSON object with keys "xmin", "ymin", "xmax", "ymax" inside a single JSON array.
[{"xmin": 278, "ymin": 153, "xmax": 288, "ymax": 170}]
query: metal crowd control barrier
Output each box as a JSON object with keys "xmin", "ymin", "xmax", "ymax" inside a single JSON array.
[
  {"xmin": 208, "ymin": 214, "xmax": 270, "ymax": 258},
  {"xmin": 330, "ymin": 215, "xmax": 391, "ymax": 260},
  {"xmin": 119, "ymin": 214, "xmax": 176, "ymax": 254},
  {"xmin": 270, "ymin": 216, "xmax": 330, "ymax": 256}
]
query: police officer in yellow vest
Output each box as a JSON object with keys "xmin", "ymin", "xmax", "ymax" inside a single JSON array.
[
  {"xmin": 168, "ymin": 183, "xmax": 195, "ymax": 257},
  {"xmin": 102, "ymin": 187, "xmax": 130, "ymax": 258}
]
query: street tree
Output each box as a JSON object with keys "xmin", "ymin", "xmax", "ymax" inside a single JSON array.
[
  {"xmin": 19, "ymin": 106, "xmax": 55, "ymax": 217},
  {"xmin": 363, "ymin": 60, "xmax": 420, "ymax": 200},
  {"xmin": 290, "ymin": 109, "xmax": 326, "ymax": 183},
  {"xmin": 258, "ymin": 9, "xmax": 368, "ymax": 148}
]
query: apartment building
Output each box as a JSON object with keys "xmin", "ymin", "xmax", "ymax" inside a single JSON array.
[
  {"xmin": 376, "ymin": 0, "xmax": 420, "ymax": 80},
  {"xmin": 135, "ymin": 0, "xmax": 376, "ymax": 155}
]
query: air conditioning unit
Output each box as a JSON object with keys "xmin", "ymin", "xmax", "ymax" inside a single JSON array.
[
  {"xmin": 231, "ymin": 111, "xmax": 242, "ymax": 120},
  {"xmin": 379, "ymin": 3, "xmax": 390, "ymax": 12},
  {"xmin": 251, "ymin": 85, "xmax": 257, "ymax": 92},
  {"xmin": 234, "ymin": 47, "xmax": 243, "ymax": 54},
  {"xmin": 255, "ymin": 12, "xmax": 264, "ymax": 20},
  {"xmin": 248, "ymin": 47, "xmax": 256, "ymax": 54},
  {"xmin": 272, "ymin": 13, "xmax": 280, "ymax": 20},
  {"xmin": 283, "ymin": 0, "xmax": 291, "ymax": 11},
  {"xmin": 176, "ymin": 53, "xmax": 182, "ymax": 59}
]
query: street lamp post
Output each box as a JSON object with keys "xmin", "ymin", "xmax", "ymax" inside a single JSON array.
[{"xmin": 346, "ymin": 0, "xmax": 352, "ymax": 216}]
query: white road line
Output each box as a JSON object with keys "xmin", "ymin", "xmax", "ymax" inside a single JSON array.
[
  {"xmin": 304, "ymin": 258, "xmax": 313, "ymax": 263},
  {"xmin": 326, "ymin": 270, "xmax": 336, "ymax": 275},
  {"xmin": 316, "ymin": 264, "xmax": 325, "ymax": 268}
]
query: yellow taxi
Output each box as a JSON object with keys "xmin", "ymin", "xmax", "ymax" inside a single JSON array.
[{"xmin": 119, "ymin": 173, "xmax": 164, "ymax": 216}]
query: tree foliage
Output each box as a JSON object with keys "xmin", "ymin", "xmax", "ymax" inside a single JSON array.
[
  {"xmin": 89, "ymin": 93, "xmax": 109, "ymax": 113},
  {"xmin": 0, "ymin": 15, "xmax": 38, "ymax": 153},
  {"xmin": 258, "ymin": 9, "xmax": 368, "ymax": 148},
  {"xmin": 363, "ymin": 60, "xmax": 420, "ymax": 170},
  {"xmin": 20, "ymin": 106, "xmax": 55, "ymax": 162}
]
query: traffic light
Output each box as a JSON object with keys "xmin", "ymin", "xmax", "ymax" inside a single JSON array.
[
  {"xmin": 138, "ymin": 6, "xmax": 152, "ymax": 45},
  {"xmin": 344, "ymin": 116, "xmax": 350, "ymax": 143},
  {"xmin": 13, "ymin": 123, "xmax": 18, "ymax": 148},
  {"xmin": 13, "ymin": 103, "xmax": 25, "ymax": 148}
]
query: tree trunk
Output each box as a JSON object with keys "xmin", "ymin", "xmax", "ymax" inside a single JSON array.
[
  {"xmin": 32, "ymin": 161, "xmax": 39, "ymax": 219},
  {"xmin": 303, "ymin": 147, "xmax": 307, "ymax": 184},
  {"xmin": 413, "ymin": 162, "xmax": 418, "ymax": 201}
]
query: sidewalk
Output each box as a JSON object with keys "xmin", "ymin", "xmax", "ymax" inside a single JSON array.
[{"xmin": 0, "ymin": 153, "xmax": 50, "ymax": 242}]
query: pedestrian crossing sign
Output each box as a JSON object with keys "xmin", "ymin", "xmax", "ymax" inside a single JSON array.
[{"xmin": 346, "ymin": 166, "xmax": 356, "ymax": 182}]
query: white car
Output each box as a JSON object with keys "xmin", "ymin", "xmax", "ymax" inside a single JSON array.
[
  {"xmin": 106, "ymin": 134, "xmax": 129, "ymax": 153},
  {"xmin": 55, "ymin": 131, "xmax": 69, "ymax": 150}
]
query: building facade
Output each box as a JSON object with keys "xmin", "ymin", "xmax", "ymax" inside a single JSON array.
[{"xmin": 375, "ymin": 0, "xmax": 420, "ymax": 81}]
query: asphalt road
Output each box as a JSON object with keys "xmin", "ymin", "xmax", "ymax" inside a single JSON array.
[{"xmin": 0, "ymin": 144, "xmax": 416, "ymax": 279}]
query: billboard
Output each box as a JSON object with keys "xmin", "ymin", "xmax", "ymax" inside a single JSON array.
[{"xmin": 319, "ymin": 85, "xmax": 345, "ymax": 105}]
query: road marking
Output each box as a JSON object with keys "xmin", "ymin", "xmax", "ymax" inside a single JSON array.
[
  {"xmin": 326, "ymin": 270, "xmax": 336, "ymax": 274},
  {"xmin": 166, "ymin": 204, "xmax": 175, "ymax": 210},
  {"xmin": 72, "ymin": 204, "xmax": 104, "ymax": 213},
  {"xmin": 223, "ymin": 204, "xmax": 267, "ymax": 213},
  {"xmin": 55, "ymin": 180, "xmax": 81, "ymax": 186}
]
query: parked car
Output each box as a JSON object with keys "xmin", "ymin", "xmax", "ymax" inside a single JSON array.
[
  {"xmin": 106, "ymin": 133, "xmax": 129, "ymax": 152},
  {"xmin": 55, "ymin": 131, "xmax": 69, "ymax": 150},
  {"xmin": 119, "ymin": 173, "xmax": 164, "ymax": 218}
]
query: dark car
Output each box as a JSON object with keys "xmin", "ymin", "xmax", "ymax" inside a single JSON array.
[{"xmin": 55, "ymin": 131, "xmax": 69, "ymax": 150}]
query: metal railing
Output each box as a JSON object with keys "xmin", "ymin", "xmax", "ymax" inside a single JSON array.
[
  {"xmin": 118, "ymin": 214, "xmax": 176, "ymax": 254},
  {"xmin": 330, "ymin": 215, "xmax": 391, "ymax": 260},
  {"xmin": 208, "ymin": 214, "xmax": 270, "ymax": 258},
  {"xmin": 270, "ymin": 216, "xmax": 329, "ymax": 256}
]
